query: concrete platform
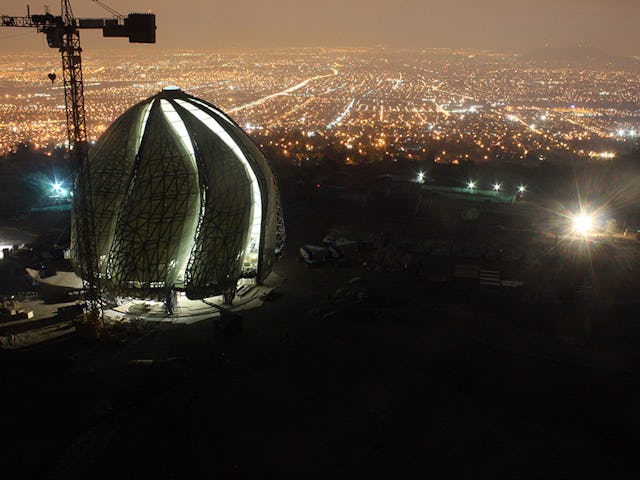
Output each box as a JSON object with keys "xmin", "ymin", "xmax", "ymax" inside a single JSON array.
[
  {"xmin": 105, "ymin": 287, "xmax": 265, "ymax": 325},
  {"xmin": 104, "ymin": 272, "xmax": 284, "ymax": 325}
]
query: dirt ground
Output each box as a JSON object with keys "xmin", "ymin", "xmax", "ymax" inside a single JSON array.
[{"xmin": 2, "ymin": 199, "xmax": 640, "ymax": 479}]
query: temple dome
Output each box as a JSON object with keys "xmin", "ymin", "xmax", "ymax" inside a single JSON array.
[{"xmin": 72, "ymin": 88, "xmax": 284, "ymax": 301}]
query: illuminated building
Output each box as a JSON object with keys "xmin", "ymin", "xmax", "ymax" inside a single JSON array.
[{"xmin": 72, "ymin": 86, "xmax": 285, "ymax": 302}]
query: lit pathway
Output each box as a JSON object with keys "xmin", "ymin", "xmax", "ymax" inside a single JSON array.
[{"xmin": 327, "ymin": 98, "xmax": 356, "ymax": 129}]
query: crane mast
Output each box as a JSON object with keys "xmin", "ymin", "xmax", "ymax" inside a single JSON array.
[
  {"xmin": 61, "ymin": 0, "xmax": 88, "ymax": 152},
  {"xmin": 61, "ymin": 0, "xmax": 100, "ymax": 333},
  {"xmin": 1, "ymin": 1, "xmax": 156, "ymax": 336}
]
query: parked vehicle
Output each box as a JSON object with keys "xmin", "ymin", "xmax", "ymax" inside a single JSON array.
[{"xmin": 298, "ymin": 244, "xmax": 345, "ymax": 267}]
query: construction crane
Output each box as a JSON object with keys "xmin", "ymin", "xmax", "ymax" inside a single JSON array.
[{"xmin": 1, "ymin": 1, "xmax": 156, "ymax": 337}]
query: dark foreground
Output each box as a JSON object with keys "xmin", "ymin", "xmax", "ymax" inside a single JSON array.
[
  {"xmin": 3, "ymin": 176, "xmax": 640, "ymax": 479},
  {"xmin": 2, "ymin": 256, "xmax": 640, "ymax": 479}
]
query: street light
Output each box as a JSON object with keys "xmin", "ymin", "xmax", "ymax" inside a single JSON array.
[
  {"xmin": 517, "ymin": 185, "xmax": 526, "ymax": 194},
  {"xmin": 572, "ymin": 213, "xmax": 593, "ymax": 236},
  {"xmin": 49, "ymin": 180, "xmax": 69, "ymax": 198},
  {"xmin": 416, "ymin": 170, "xmax": 425, "ymax": 184},
  {"xmin": 492, "ymin": 183, "xmax": 502, "ymax": 192},
  {"xmin": 467, "ymin": 180, "xmax": 476, "ymax": 190}
]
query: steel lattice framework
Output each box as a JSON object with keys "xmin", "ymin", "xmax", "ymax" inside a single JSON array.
[
  {"xmin": 59, "ymin": 0, "xmax": 103, "ymax": 327},
  {"xmin": 72, "ymin": 87, "xmax": 284, "ymax": 303}
]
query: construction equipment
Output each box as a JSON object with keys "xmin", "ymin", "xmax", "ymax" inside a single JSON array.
[{"xmin": 1, "ymin": 1, "xmax": 156, "ymax": 337}]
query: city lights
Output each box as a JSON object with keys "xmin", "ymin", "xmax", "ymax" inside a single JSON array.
[
  {"xmin": 616, "ymin": 128, "xmax": 638, "ymax": 138},
  {"xmin": 0, "ymin": 49, "xmax": 635, "ymax": 163},
  {"xmin": 517, "ymin": 185, "xmax": 526, "ymax": 194},
  {"xmin": 589, "ymin": 151, "xmax": 616, "ymax": 159},
  {"xmin": 467, "ymin": 180, "xmax": 476, "ymax": 190},
  {"xmin": 492, "ymin": 183, "xmax": 502, "ymax": 191},
  {"xmin": 416, "ymin": 170, "xmax": 426, "ymax": 184}
]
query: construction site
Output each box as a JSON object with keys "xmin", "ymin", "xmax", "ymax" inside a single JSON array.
[{"xmin": 2, "ymin": 1, "xmax": 640, "ymax": 479}]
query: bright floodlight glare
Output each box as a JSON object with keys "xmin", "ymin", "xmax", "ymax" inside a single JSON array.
[
  {"xmin": 518, "ymin": 185, "xmax": 526, "ymax": 193},
  {"xmin": 416, "ymin": 171, "xmax": 425, "ymax": 183},
  {"xmin": 53, "ymin": 182, "xmax": 62, "ymax": 191},
  {"xmin": 467, "ymin": 181, "xmax": 476, "ymax": 189},
  {"xmin": 493, "ymin": 183, "xmax": 501, "ymax": 191},
  {"xmin": 573, "ymin": 214, "xmax": 593, "ymax": 235}
]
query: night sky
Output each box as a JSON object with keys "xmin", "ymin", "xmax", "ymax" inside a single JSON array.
[{"xmin": 0, "ymin": 0, "xmax": 638, "ymax": 55}]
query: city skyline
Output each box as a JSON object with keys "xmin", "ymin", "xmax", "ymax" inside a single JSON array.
[
  {"xmin": 1, "ymin": 48, "xmax": 637, "ymax": 164},
  {"xmin": 0, "ymin": 0, "xmax": 639, "ymax": 56}
]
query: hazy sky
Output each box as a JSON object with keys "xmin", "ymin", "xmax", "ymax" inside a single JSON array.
[{"xmin": 0, "ymin": 0, "xmax": 638, "ymax": 55}]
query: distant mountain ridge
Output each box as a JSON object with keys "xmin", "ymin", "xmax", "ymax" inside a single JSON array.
[{"xmin": 520, "ymin": 46, "xmax": 640, "ymax": 71}]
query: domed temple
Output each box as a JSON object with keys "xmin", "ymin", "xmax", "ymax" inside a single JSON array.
[{"xmin": 72, "ymin": 86, "xmax": 284, "ymax": 304}]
